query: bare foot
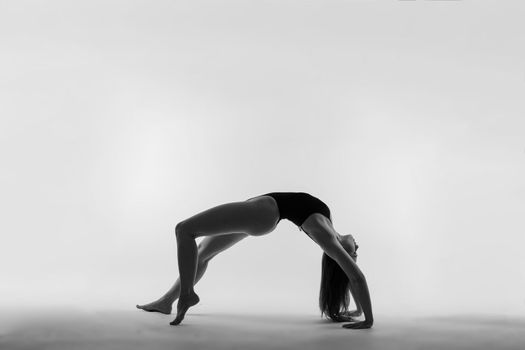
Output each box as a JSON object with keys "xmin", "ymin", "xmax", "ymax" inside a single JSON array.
[
  {"xmin": 136, "ymin": 300, "xmax": 172, "ymax": 315},
  {"xmin": 170, "ymin": 292, "xmax": 200, "ymax": 325}
]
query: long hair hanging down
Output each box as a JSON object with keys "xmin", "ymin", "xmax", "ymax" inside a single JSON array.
[{"xmin": 319, "ymin": 252, "xmax": 350, "ymax": 322}]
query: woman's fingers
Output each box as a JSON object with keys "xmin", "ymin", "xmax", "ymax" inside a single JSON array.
[
  {"xmin": 332, "ymin": 314, "xmax": 357, "ymax": 322},
  {"xmin": 341, "ymin": 310, "xmax": 362, "ymax": 317},
  {"xmin": 337, "ymin": 317, "xmax": 353, "ymax": 322},
  {"xmin": 342, "ymin": 321, "xmax": 373, "ymax": 329},
  {"xmin": 340, "ymin": 315, "xmax": 357, "ymax": 322}
]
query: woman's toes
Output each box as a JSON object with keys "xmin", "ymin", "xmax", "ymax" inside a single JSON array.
[{"xmin": 136, "ymin": 301, "xmax": 172, "ymax": 314}]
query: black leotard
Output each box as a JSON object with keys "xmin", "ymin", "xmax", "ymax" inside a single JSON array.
[{"xmin": 260, "ymin": 192, "xmax": 332, "ymax": 227}]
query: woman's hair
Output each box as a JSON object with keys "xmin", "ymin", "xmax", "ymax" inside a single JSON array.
[{"xmin": 319, "ymin": 252, "xmax": 351, "ymax": 322}]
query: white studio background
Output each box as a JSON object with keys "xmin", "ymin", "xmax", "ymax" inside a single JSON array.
[{"xmin": 1, "ymin": 0, "xmax": 524, "ymax": 318}]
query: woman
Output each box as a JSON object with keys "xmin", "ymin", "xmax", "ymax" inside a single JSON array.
[{"xmin": 136, "ymin": 192, "xmax": 374, "ymax": 329}]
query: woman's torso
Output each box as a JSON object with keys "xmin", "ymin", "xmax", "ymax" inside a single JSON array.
[{"xmin": 251, "ymin": 192, "xmax": 332, "ymax": 227}]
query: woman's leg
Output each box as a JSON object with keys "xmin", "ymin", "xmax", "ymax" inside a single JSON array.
[
  {"xmin": 170, "ymin": 197, "xmax": 279, "ymax": 325},
  {"xmin": 137, "ymin": 233, "xmax": 248, "ymax": 314}
]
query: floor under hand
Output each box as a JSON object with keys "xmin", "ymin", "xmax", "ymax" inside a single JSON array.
[{"xmin": 1, "ymin": 308, "xmax": 524, "ymax": 350}]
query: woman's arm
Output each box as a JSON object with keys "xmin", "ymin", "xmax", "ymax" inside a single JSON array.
[
  {"xmin": 347, "ymin": 281, "xmax": 363, "ymax": 316},
  {"xmin": 342, "ymin": 267, "xmax": 373, "ymax": 328},
  {"xmin": 342, "ymin": 278, "xmax": 371, "ymax": 328},
  {"xmin": 324, "ymin": 241, "xmax": 374, "ymax": 328}
]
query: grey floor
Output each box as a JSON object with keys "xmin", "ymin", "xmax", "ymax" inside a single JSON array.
[{"xmin": 1, "ymin": 308, "xmax": 524, "ymax": 350}]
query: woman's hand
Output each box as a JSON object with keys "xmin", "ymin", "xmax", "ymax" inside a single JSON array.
[
  {"xmin": 341, "ymin": 309, "xmax": 362, "ymax": 317},
  {"xmin": 342, "ymin": 320, "xmax": 373, "ymax": 329},
  {"xmin": 333, "ymin": 314, "xmax": 359, "ymax": 322}
]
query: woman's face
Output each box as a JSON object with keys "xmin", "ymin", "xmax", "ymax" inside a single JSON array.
[{"xmin": 341, "ymin": 235, "xmax": 358, "ymax": 261}]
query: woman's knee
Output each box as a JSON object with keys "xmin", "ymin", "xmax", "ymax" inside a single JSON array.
[
  {"xmin": 197, "ymin": 248, "xmax": 214, "ymax": 264},
  {"xmin": 197, "ymin": 255, "xmax": 210, "ymax": 268},
  {"xmin": 175, "ymin": 220, "xmax": 195, "ymax": 239},
  {"xmin": 175, "ymin": 221, "xmax": 183, "ymax": 235},
  {"xmin": 197, "ymin": 240, "xmax": 220, "ymax": 262}
]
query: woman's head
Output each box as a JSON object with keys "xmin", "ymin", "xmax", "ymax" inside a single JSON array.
[
  {"xmin": 318, "ymin": 234, "xmax": 359, "ymax": 321},
  {"xmin": 340, "ymin": 234, "xmax": 358, "ymax": 261}
]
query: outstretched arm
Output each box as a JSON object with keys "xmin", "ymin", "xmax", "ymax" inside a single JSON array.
[
  {"xmin": 341, "ymin": 261, "xmax": 373, "ymax": 328},
  {"xmin": 325, "ymin": 242, "xmax": 374, "ymax": 329},
  {"xmin": 347, "ymin": 281, "xmax": 363, "ymax": 316}
]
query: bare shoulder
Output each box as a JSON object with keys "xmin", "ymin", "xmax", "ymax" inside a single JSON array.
[{"xmin": 301, "ymin": 213, "xmax": 339, "ymax": 246}]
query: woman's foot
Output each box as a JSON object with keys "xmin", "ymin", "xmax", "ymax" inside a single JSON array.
[
  {"xmin": 136, "ymin": 300, "xmax": 173, "ymax": 315},
  {"xmin": 170, "ymin": 291, "xmax": 200, "ymax": 325}
]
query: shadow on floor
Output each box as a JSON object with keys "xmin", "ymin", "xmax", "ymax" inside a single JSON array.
[{"xmin": 1, "ymin": 308, "xmax": 524, "ymax": 350}]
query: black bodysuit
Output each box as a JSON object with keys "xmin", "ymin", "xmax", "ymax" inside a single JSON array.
[{"xmin": 260, "ymin": 192, "xmax": 332, "ymax": 228}]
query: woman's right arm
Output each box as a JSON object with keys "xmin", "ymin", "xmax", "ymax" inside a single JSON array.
[{"xmin": 326, "ymin": 244, "xmax": 374, "ymax": 328}]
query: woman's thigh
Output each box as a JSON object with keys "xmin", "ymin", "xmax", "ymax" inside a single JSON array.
[
  {"xmin": 198, "ymin": 233, "xmax": 249, "ymax": 262},
  {"xmin": 179, "ymin": 197, "xmax": 279, "ymax": 238}
]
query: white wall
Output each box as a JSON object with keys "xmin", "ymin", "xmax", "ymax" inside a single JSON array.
[{"xmin": 1, "ymin": 0, "xmax": 524, "ymax": 317}]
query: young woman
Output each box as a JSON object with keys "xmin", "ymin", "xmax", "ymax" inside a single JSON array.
[{"xmin": 137, "ymin": 192, "xmax": 374, "ymax": 329}]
